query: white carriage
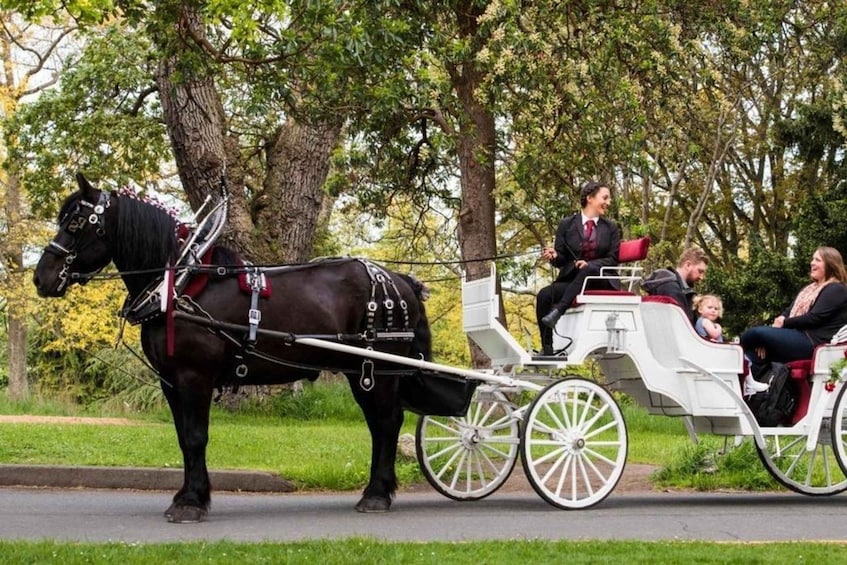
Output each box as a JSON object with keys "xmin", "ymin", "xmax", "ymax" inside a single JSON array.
[{"xmin": 413, "ymin": 238, "xmax": 847, "ymax": 509}]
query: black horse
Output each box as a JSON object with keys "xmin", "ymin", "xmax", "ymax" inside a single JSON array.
[{"xmin": 33, "ymin": 174, "xmax": 435, "ymax": 523}]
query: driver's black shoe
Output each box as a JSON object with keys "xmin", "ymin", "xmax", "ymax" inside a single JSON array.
[{"xmin": 541, "ymin": 308, "xmax": 562, "ymax": 328}]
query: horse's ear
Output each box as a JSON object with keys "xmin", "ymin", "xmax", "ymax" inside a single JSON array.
[{"xmin": 76, "ymin": 172, "xmax": 95, "ymax": 199}]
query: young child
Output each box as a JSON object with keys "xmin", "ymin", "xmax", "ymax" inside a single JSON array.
[
  {"xmin": 693, "ymin": 294, "xmax": 768, "ymax": 395},
  {"xmin": 693, "ymin": 294, "xmax": 724, "ymax": 342}
]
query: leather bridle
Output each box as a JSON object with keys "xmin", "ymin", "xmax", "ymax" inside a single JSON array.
[{"xmin": 42, "ymin": 191, "xmax": 111, "ymax": 292}]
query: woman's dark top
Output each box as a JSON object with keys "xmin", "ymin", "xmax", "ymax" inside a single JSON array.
[{"xmin": 782, "ymin": 283, "xmax": 847, "ymax": 345}]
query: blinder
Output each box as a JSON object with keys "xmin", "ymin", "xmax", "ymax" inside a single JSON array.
[{"xmin": 43, "ymin": 191, "xmax": 111, "ymax": 290}]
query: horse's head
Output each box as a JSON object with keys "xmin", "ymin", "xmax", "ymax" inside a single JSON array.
[{"xmin": 33, "ymin": 173, "xmax": 115, "ymax": 297}]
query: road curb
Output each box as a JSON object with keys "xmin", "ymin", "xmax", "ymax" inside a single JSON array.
[{"xmin": 0, "ymin": 464, "xmax": 296, "ymax": 493}]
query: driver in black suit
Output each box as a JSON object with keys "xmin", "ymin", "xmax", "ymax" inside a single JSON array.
[{"xmin": 536, "ymin": 181, "xmax": 621, "ymax": 356}]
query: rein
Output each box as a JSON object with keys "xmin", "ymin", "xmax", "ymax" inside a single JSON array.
[{"xmin": 69, "ymin": 248, "xmax": 542, "ymax": 283}]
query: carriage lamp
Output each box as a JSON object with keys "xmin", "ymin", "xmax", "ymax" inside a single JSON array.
[{"xmin": 605, "ymin": 312, "xmax": 627, "ymax": 353}]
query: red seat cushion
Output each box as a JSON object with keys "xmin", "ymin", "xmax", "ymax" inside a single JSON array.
[
  {"xmin": 583, "ymin": 289, "xmax": 636, "ymax": 296},
  {"xmin": 786, "ymin": 359, "xmax": 812, "ymax": 379},
  {"xmin": 642, "ymin": 295, "xmax": 680, "ymax": 306},
  {"xmin": 785, "ymin": 359, "xmax": 813, "ymax": 424},
  {"xmin": 618, "ymin": 237, "xmax": 650, "ymax": 263}
]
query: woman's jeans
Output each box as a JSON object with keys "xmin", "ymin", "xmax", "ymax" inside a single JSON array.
[{"xmin": 740, "ymin": 325, "xmax": 815, "ymax": 375}]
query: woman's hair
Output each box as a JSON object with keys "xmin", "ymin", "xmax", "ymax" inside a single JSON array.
[
  {"xmin": 817, "ymin": 246, "xmax": 847, "ymax": 283},
  {"xmin": 693, "ymin": 294, "xmax": 723, "ymax": 317},
  {"xmin": 579, "ymin": 180, "xmax": 610, "ymax": 208}
]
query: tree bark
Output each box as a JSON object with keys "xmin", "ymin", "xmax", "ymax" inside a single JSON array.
[
  {"xmin": 449, "ymin": 4, "xmax": 498, "ymax": 368},
  {"xmin": 154, "ymin": 5, "xmax": 340, "ymax": 264},
  {"xmin": 3, "ymin": 173, "xmax": 29, "ymax": 401},
  {"xmin": 253, "ymin": 118, "xmax": 341, "ymax": 263},
  {"xmin": 1, "ymin": 20, "xmax": 28, "ymax": 400},
  {"xmin": 155, "ymin": 7, "xmax": 227, "ymax": 212}
]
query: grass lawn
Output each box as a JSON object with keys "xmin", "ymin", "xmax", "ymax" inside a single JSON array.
[
  {"xmin": 0, "ymin": 381, "xmax": 783, "ymax": 492},
  {"xmin": 2, "ymin": 539, "xmax": 846, "ymax": 564}
]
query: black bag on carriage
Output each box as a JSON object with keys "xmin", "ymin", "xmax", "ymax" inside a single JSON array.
[
  {"xmin": 745, "ymin": 362, "xmax": 797, "ymax": 427},
  {"xmin": 399, "ymin": 370, "xmax": 478, "ymax": 417}
]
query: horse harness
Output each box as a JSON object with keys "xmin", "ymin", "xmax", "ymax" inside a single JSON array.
[
  {"xmin": 43, "ymin": 190, "xmax": 111, "ymax": 294},
  {"xmin": 122, "ymin": 248, "xmax": 417, "ymax": 383},
  {"xmin": 207, "ymin": 259, "xmax": 417, "ymax": 384},
  {"xmin": 57, "ymin": 191, "xmax": 418, "ymax": 386}
]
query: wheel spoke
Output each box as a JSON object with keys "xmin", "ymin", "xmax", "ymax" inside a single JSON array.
[
  {"xmin": 582, "ymin": 446, "xmax": 618, "ymax": 468},
  {"xmin": 553, "ymin": 453, "xmax": 574, "ymax": 499},
  {"xmin": 522, "ymin": 377, "xmax": 627, "ymax": 509},
  {"xmin": 542, "ymin": 401, "xmax": 568, "ymax": 434},
  {"xmin": 758, "ymin": 425, "xmax": 847, "ymax": 495},
  {"xmin": 582, "ymin": 417, "xmax": 617, "ymax": 440},
  {"xmin": 424, "ymin": 418, "xmax": 462, "ymax": 436},
  {"xmin": 478, "ymin": 441, "xmax": 516, "ymax": 461},
  {"xmin": 533, "ymin": 444, "xmax": 568, "ymax": 468},
  {"xmin": 576, "ymin": 455, "xmax": 595, "ymax": 499},
  {"xmin": 427, "ymin": 441, "xmax": 462, "ymax": 463},
  {"xmin": 417, "ymin": 390, "xmax": 519, "ymax": 501},
  {"xmin": 449, "ymin": 448, "xmax": 469, "ymax": 491}
]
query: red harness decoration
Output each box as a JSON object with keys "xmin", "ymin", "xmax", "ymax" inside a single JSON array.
[
  {"xmin": 165, "ymin": 261, "xmax": 176, "ymax": 356},
  {"xmin": 237, "ymin": 268, "xmax": 271, "ymax": 298},
  {"xmin": 181, "ymin": 247, "xmax": 216, "ymax": 299},
  {"xmin": 165, "ymin": 245, "xmax": 272, "ymax": 356},
  {"xmin": 179, "ymin": 247, "xmax": 271, "ymax": 299}
]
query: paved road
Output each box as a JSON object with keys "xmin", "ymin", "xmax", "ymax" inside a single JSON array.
[{"xmin": 2, "ymin": 487, "xmax": 846, "ymax": 542}]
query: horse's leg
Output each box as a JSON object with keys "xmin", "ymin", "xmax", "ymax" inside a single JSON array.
[
  {"xmin": 346, "ymin": 374, "xmax": 404, "ymax": 512},
  {"xmin": 160, "ymin": 380, "xmax": 186, "ymax": 519},
  {"xmin": 162, "ymin": 369, "xmax": 215, "ymax": 523}
]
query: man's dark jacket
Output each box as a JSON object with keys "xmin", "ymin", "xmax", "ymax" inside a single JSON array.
[{"xmin": 642, "ymin": 267, "xmax": 696, "ymax": 324}]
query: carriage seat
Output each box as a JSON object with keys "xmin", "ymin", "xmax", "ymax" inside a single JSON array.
[
  {"xmin": 785, "ymin": 360, "xmax": 813, "ymax": 424},
  {"xmin": 578, "ymin": 237, "xmax": 651, "ymax": 300},
  {"xmin": 783, "ymin": 337, "xmax": 847, "ymax": 424}
]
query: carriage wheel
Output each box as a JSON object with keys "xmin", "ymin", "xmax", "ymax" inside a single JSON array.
[
  {"xmin": 829, "ymin": 383, "xmax": 847, "ymax": 478},
  {"xmin": 756, "ymin": 416, "xmax": 847, "ymax": 496},
  {"xmin": 415, "ymin": 388, "xmax": 520, "ymax": 501},
  {"xmin": 520, "ymin": 377, "xmax": 627, "ymax": 509}
]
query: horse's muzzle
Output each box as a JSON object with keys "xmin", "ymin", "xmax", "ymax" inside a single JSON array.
[{"xmin": 32, "ymin": 271, "xmax": 68, "ymax": 298}]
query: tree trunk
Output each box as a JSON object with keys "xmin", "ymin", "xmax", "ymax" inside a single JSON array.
[
  {"xmin": 3, "ymin": 173, "xmax": 29, "ymax": 401},
  {"xmin": 1, "ymin": 18, "xmax": 29, "ymax": 400},
  {"xmin": 253, "ymin": 118, "xmax": 341, "ymax": 263},
  {"xmin": 154, "ymin": 4, "xmax": 246, "ymax": 250},
  {"xmin": 449, "ymin": 5, "xmax": 498, "ymax": 368}
]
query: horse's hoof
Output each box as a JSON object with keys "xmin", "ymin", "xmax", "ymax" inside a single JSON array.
[
  {"xmin": 355, "ymin": 496, "xmax": 391, "ymax": 513},
  {"xmin": 166, "ymin": 505, "xmax": 208, "ymax": 523}
]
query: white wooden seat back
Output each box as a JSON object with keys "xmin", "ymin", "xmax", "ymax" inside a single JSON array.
[{"xmin": 461, "ymin": 264, "xmax": 532, "ymax": 367}]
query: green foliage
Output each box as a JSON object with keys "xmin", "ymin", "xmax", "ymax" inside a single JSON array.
[
  {"xmin": 653, "ymin": 437, "xmax": 777, "ymax": 492},
  {"xmin": 229, "ymin": 379, "xmax": 365, "ymax": 422},
  {"xmin": 90, "ymin": 347, "xmax": 166, "ymax": 413},
  {"xmin": 793, "ymin": 181, "xmax": 847, "ymax": 268},
  {"xmin": 27, "ymin": 332, "xmax": 162, "ymax": 410},
  {"xmin": 7, "ymin": 24, "xmax": 169, "ymax": 217},
  {"xmin": 702, "ymin": 245, "xmax": 804, "ymax": 337},
  {"xmin": 7, "ymin": 0, "xmax": 847, "ymax": 406}
]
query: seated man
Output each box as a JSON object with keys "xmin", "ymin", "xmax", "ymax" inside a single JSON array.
[{"xmin": 642, "ymin": 247, "xmax": 708, "ymax": 325}]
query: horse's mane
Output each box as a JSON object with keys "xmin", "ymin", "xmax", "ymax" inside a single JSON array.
[{"xmin": 113, "ymin": 194, "xmax": 178, "ymax": 272}]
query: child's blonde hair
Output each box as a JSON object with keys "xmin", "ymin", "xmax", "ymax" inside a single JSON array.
[{"xmin": 693, "ymin": 294, "xmax": 723, "ymax": 317}]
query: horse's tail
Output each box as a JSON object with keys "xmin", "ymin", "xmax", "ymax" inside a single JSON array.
[{"xmin": 397, "ymin": 274, "xmax": 432, "ymax": 362}]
